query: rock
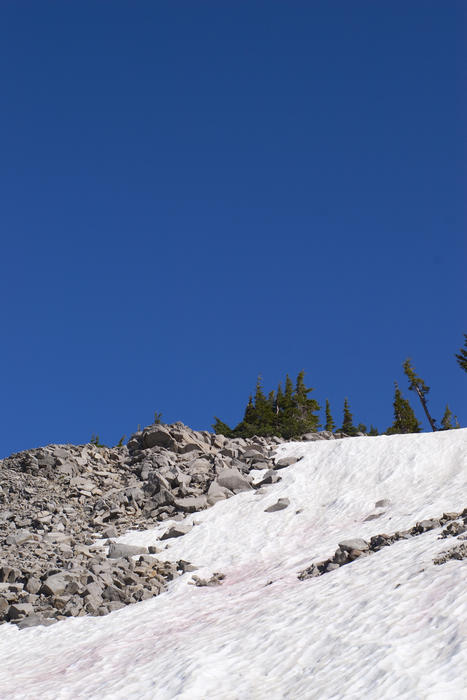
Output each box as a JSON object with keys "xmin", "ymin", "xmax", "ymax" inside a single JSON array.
[
  {"xmin": 0, "ymin": 566, "xmax": 21, "ymax": 583},
  {"xmin": 274, "ymin": 457, "xmax": 300, "ymax": 469},
  {"xmin": 434, "ymin": 543, "xmax": 467, "ymax": 565},
  {"xmin": 216, "ymin": 468, "xmax": 252, "ymax": 493},
  {"xmin": 190, "ymin": 572, "xmax": 225, "ymax": 587},
  {"xmin": 178, "ymin": 442, "xmax": 206, "ymax": 455},
  {"xmin": 414, "ymin": 519, "xmax": 440, "ymax": 533},
  {"xmin": 102, "ymin": 585, "xmax": 125, "ymax": 602},
  {"xmin": 332, "ymin": 549, "xmax": 349, "ymax": 565},
  {"xmin": 107, "ymin": 542, "xmax": 148, "ymax": 559},
  {"xmin": 5, "ymin": 529, "xmax": 34, "ymax": 546},
  {"xmin": 242, "ymin": 449, "xmax": 266, "ymax": 460},
  {"xmin": 326, "ymin": 563, "xmax": 340, "ymax": 572},
  {"xmin": 370, "ymin": 535, "xmax": 392, "ymax": 550},
  {"xmin": 145, "ymin": 471, "xmax": 171, "ymax": 495},
  {"xmin": 211, "ymin": 435, "xmax": 226, "ymax": 449},
  {"xmin": 338, "ymin": 538, "xmax": 370, "ymax": 552},
  {"xmin": 256, "ymin": 470, "xmax": 281, "ymax": 487},
  {"xmin": 25, "ymin": 576, "xmax": 42, "ymax": 594},
  {"xmin": 187, "ymin": 457, "xmax": 211, "ymax": 474},
  {"xmin": 83, "ymin": 581, "xmax": 103, "ymax": 598},
  {"xmin": 160, "ymin": 521, "xmax": 193, "ymax": 540},
  {"xmin": 7, "ymin": 603, "xmax": 34, "ymax": 620},
  {"xmin": 142, "ymin": 426, "xmax": 176, "ymax": 450},
  {"xmin": 102, "ymin": 525, "xmax": 118, "ymax": 539},
  {"xmin": 17, "ymin": 615, "xmax": 56, "ymax": 629},
  {"xmin": 264, "ymin": 498, "xmax": 290, "ymax": 513},
  {"xmin": 439, "ymin": 521, "xmax": 467, "ymax": 539},
  {"xmin": 173, "ymin": 496, "xmax": 207, "ymax": 513},
  {"xmin": 440, "ymin": 512, "xmax": 461, "ymax": 523},
  {"xmin": 207, "ymin": 481, "xmax": 230, "ymax": 505},
  {"xmin": 40, "ymin": 574, "xmax": 69, "ymax": 596},
  {"xmin": 301, "ymin": 433, "xmax": 326, "ymax": 441},
  {"xmin": 43, "ymin": 532, "xmax": 72, "ymax": 544},
  {"xmin": 177, "ymin": 560, "xmax": 197, "ymax": 573}
]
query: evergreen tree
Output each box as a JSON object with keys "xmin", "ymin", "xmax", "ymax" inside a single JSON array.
[
  {"xmin": 357, "ymin": 423, "xmax": 367, "ymax": 434},
  {"xmin": 278, "ymin": 374, "xmax": 296, "ymax": 438},
  {"xmin": 440, "ymin": 405, "xmax": 454, "ymax": 430},
  {"xmin": 253, "ymin": 375, "xmax": 275, "ymax": 436},
  {"xmin": 403, "ymin": 358, "xmax": 436, "ymax": 431},
  {"xmin": 212, "ymin": 417, "xmax": 233, "ymax": 437},
  {"xmin": 324, "ymin": 399, "xmax": 335, "ymax": 432},
  {"xmin": 386, "ymin": 382, "xmax": 421, "ymax": 434},
  {"xmin": 232, "ymin": 394, "xmax": 259, "ymax": 438},
  {"xmin": 215, "ymin": 371, "xmax": 320, "ymax": 440},
  {"xmin": 340, "ymin": 398, "xmax": 357, "ymax": 436},
  {"xmin": 368, "ymin": 425, "xmax": 379, "ymax": 436},
  {"xmin": 455, "ymin": 334, "xmax": 467, "ymax": 373},
  {"xmin": 293, "ymin": 370, "xmax": 320, "ymax": 434}
]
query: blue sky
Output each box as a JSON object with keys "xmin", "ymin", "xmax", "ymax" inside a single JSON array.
[{"xmin": 1, "ymin": 1, "xmax": 465, "ymax": 456}]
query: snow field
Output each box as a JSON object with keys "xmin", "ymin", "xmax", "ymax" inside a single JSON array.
[{"xmin": 0, "ymin": 430, "xmax": 466, "ymax": 699}]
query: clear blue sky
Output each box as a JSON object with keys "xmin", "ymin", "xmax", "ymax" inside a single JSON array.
[{"xmin": 1, "ymin": 1, "xmax": 466, "ymax": 457}]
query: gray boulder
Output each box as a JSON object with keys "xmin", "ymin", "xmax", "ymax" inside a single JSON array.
[
  {"xmin": 264, "ymin": 498, "xmax": 290, "ymax": 513},
  {"xmin": 142, "ymin": 426, "xmax": 176, "ymax": 450},
  {"xmin": 338, "ymin": 538, "xmax": 369, "ymax": 552},
  {"xmin": 7, "ymin": 603, "xmax": 34, "ymax": 620},
  {"xmin": 216, "ymin": 468, "xmax": 252, "ymax": 493},
  {"xmin": 160, "ymin": 521, "xmax": 193, "ymax": 540},
  {"xmin": 274, "ymin": 456, "xmax": 300, "ymax": 469},
  {"xmin": 207, "ymin": 481, "xmax": 231, "ymax": 505},
  {"xmin": 256, "ymin": 470, "xmax": 281, "ymax": 487},
  {"xmin": 173, "ymin": 496, "xmax": 208, "ymax": 513},
  {"xmin": 40, "ymin": 574, "xmax": 69, "ymax": 596},
  {"xmin": 107, "ymin": 542, "xmax": 148, "ymax": 559}
]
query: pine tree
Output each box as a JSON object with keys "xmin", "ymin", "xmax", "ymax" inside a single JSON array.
[
  {"xmin": 340, "ymin": 398, "xmax": 357, "ymax": 436},
  {"xmin": 278, "ymin": 374, "xmax": 296, "ymax": 438},
  {"xmin": 216, "ymin": 371, "xmax": 321, "ymax": 440},
  {"xmin": 293, "ymin": 370, "xmax": 320, "ymax": 434},
  {"xmin": 386, "ymin": 382, "xmax": 421, "ymax": 434},
  {"xmin": 368, "ymin": 425, "xmax": 379, "ymax": 436},
  {"xmin": 253, "ymin": 375, "xmax": 275, "ymax": 436},
  {"xmin": 212, "ymin": 417, "xmax": 233, "ymax": 437},
  {"xmin": 324, "ymin": 399, "xmax": 335, "ymax": 432},
  {"xmin": 232, "ymin": 394, "xmax": 258, "ymax": 437},
  {"xmin": 403, "ymin": 358, "xmax": 436, "ymax": 431},
  {"xmin": 455, "ymin": 334, "xmax": 467, "ymax": 373},
  {"xmin": 440, "ymin": 405, "xmax": 454, "ymax": 430}
]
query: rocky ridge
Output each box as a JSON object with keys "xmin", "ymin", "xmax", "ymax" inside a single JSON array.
[{"xmin": 0, "ymin": 423, "xmax": 344, "ymax": 628}]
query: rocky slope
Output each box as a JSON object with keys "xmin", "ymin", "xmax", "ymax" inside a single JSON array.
[{"xmin": 0, "ymin": 423, "xmax": 342, "ymax": 628}]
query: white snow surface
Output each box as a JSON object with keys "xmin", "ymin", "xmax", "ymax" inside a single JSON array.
[{"xmin": 1, "ymin": 430, "xmax": 466, "ymax": 699}]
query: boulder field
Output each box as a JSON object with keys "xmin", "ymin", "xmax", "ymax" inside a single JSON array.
[{"xmin": 1, "ymin": 423, "xmax": 340, "ymax": 628}]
